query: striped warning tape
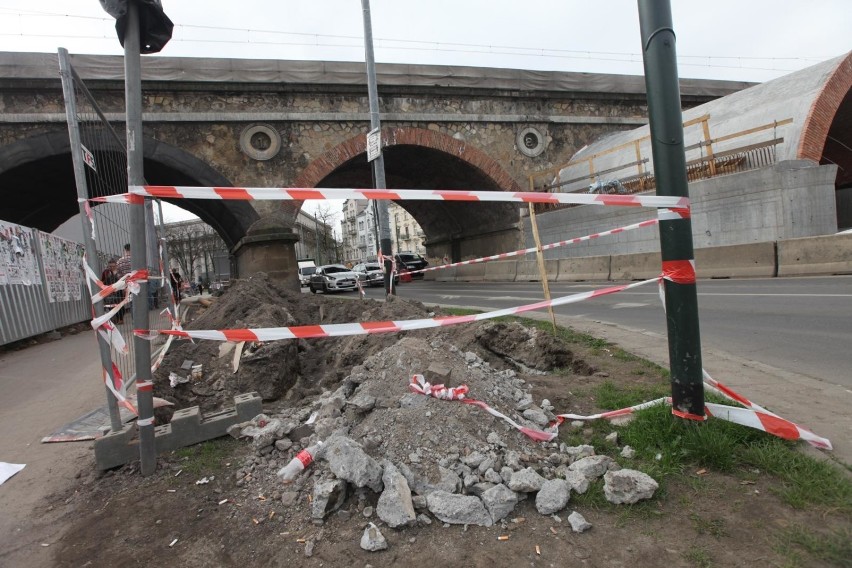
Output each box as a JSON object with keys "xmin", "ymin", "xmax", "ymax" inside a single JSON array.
[
  {"xmin": 135, "ymin": 277, "xmax": 658, "ymax": 342},
  {"xmin": 90, "ymin": 185, "xmax": 690, "ymax": 209},
  {"xmin": 408, "ymin": 218, "xmax": 663, "ymax": 276}
]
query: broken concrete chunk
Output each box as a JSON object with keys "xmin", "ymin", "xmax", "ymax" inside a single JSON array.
[
  {"xmin": 461, "ymin": 451, "xmax": 486, "ymax": 468},
  {"xmin": 346, "ymin": 392, "xmax": 377, "ymax": 413},
  {"xmin": 522, "ymin": 407, "xmax": 549, "ymax": 427},
  {"xmin": 360, "ymin": 523, "xmax": 388, "ymax": 551},
  {"xmin": 604, "ymin": 432, "xmax": 619, "ymax": 445},
  {"xmin": 274, "ymin": 438, "xmax": 293, "ymax": 452},
  {"xmin": 237, "ymin": 414, "xmax": 284, "ymax": 449},
  {"xmin": 560, "ymin": 444, "xmax": 595, "ymax": 461},
  {"xmin": 561, "ymin": 469, "xmax": 590, "ymax": 495},
  {"xmin": 311, "ymin": 478, "xmax": 348, "ymax": 522},
  {"xmin": 568, "ymin": 455, "xmax": 615, "ymax": 480},
  {"xmin": 480, "ymin": 483, "xmax": 519, "ymax": 524},
  {"xmin": 508, "ymin": 467, "xmax": 546, "ymax": 493},
  {"xmin": 603, "ymin": 469, "xmax": 658, "ymax": 504},
  {"xmin": 426, "ymin": 491, "xmax": 492, "ymax": 527},
  {"xmin": 424, "ymin": 363, "xmax": 453, "ymax": 387},
  {"xmin": 620, "ymin": 445, "xmax": 636, "ymax": 459},
  {"xmin": 535, "ymin": 479, "xmax": 570, "ymax": 515},
  {"xmin": 377, "ymin": 462, "xmax": 416, "ymax": 528},
  {"xmin": 568, "ymin": 510, "xmax": 592, "ymax": 533},
  {"xmin": 398, "ymin": 392, "xmax": 429, "ymax": 408},
  {"xmin": 322, "ymin": 436, "xmax": 384, "ymax": 492}
]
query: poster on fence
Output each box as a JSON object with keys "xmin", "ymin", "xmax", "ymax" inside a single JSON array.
[
  {"xmin": 37, "ymin": 232, "xmax": 85, "ymax": 303},
  {"xmin": 0, "ymin": 221, "xmax": 42, "ymax": 286}
]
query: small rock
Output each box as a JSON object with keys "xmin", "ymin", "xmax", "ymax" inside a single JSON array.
[
  {"xmin": 604, "ymin": 432, "xmax": 619, "ymax": 445},
  {"xmin": 426, "ymin": 491, "xmax": 492, "ymax": 527},
  {"xmin": 603, "ymin": 469, "xmax": 659, "ymax": 504},
  {"xmin": 481, "ymin": 484, "xmax": 519, "ymax": 523},
  {"xmin": 620, "ymin": 446, "xmax": 636, "ymax": 459},
  {"xmin": 486, "ymin": 432, "xmax": 506, "ymax": 447},
  {"xmin": 274, "ymin": 438, "xmax": 293, "ymax": 452},
  {"xmin": 568, "ymin": 511, "xmax": 592, "ymax": 533},
  {"xmin": 377, "ymin": 461, "xmax": 416, "ymax": 528},
  {"xmin": 323, "ymin": 436, "xmax": 383, "ymax": 492},
  {"xmin": 535, "ymin": 479, "xmax": 570, "ymax": 515},
  {"xmin": 360, "ymin": 523, "xmax": 388, "ymax": 552},
  {"xmin": 569, "ymin": 455, "xmax": 615, "ymax": 480},
  {"xmin": 508, "ymin": 468, "xmax": 546, "ymax": 493},
  {"xmin": 363, "ymin": 506, "xmax": 373, "ymax": 518},
  {"xmin": 561, "ymin": 470, "xmax": 590, "ymax": 495},
  {"xmin": 417, "ymin": 513, "xmax": 432, "ymax": 525},
  {"xmin": 304, "ymin": 540, "xmax": 315, "ymax": 557},
  {"xmin": 522, "ymin": 407, "xmax": 549, "ymax": 427}
]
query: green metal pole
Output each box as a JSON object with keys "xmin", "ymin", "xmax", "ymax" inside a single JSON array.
[{"xmin": 637, "ymin": 0, "xmax": 704, "ymax": 419}]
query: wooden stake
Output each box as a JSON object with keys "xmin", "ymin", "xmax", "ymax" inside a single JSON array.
[{"xmin": 528, "ymin": 194, "xmax": 557, "ymax": 333}]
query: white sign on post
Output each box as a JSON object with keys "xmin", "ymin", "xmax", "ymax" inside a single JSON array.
[
  {"xmin": 82, "ymin": 145, "xmax": 96, "ymax": 172},
  {"xmin": 366, "ymin": 128, "xmax": 381, "ymax": 162}
]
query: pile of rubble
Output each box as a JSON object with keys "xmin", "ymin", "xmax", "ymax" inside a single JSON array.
[
  {"xmin": 151, "ymin": 274, "xmax": 659, "ymax": 552},
  {"xmin": 227, "ymin": 335, "xmax": 659, "ymax": 552}
]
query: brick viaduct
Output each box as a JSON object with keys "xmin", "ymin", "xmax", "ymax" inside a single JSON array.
[{"xmin": 0, "ymin": 52, "xmax": 750, "ymax": 264}]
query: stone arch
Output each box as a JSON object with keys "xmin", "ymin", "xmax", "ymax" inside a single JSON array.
[
  {"xmin": 798, "ymin": 53, "xmax": 852, "ymax": 162},
  {"xmin": 0, "ymin": 130, "xmax": 258, "ymax": 249},
  {"xmin": 293, "ymin": 126, "xmax": 525, "ymax": 259},
  {"xmin": 294, "ymin": 126, "xmax": 522, "ymax": 191}
]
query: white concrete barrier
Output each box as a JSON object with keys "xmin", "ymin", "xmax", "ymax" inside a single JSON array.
[
  {"xmin": 484, "ymin": 260, "xmax": 518, "ymax": 282},
  {"xmin": 515, "ymin": 259, "xmax": 558, "ymax": 282},
  {"xmin": 695, "ymin": 242, "xmax": 776, "ymax": 278},
  {"xmin": 777, "ymin": 233, "xmax": 852, "ymax": 276},
  {"xmin": 556, "ymin": 256, "xmax": 611, "ymax": 281}
]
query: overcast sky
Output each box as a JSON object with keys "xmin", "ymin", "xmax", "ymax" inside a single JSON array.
[{"xmin": 2, "ymin": 1, "xmax": 849, "ymax": 224}]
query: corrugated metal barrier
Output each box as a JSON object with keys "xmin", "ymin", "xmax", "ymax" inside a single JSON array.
[{"xmin": 0, "ymin": 220, "xmax": 90, "ymax": 346}]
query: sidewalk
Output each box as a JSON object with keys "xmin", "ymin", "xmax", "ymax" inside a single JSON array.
[{"xmin": 0, "ymin": 331, "xmax": 105, "ymax": 567}]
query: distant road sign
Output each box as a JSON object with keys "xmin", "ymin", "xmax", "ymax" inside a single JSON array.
[
  {"xmin": 82, "ymin": 145, "xmax": 96, "ymax": 171},
  {"xmin": 366, "ymin": 128, "xmax": 381, "ymax": 162}
]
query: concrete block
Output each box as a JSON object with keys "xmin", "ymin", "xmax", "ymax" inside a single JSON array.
[
  {"xmin": 777, "ymin": 233, "xmax": 852, "ymax": 276},
  {"xmin": 455, "ymin": 263, "xmax": 486, "ymax": 281},
  {"xmin": 93, "ymin": 392, "xmax": 263, "ymax": 470},
  {"xmin": 610, "ymin": 252, "xmax": 660, "ymax": 280},
  {"xmin": 695, "ymin": 242, "xmax": 776, "ymax": 278},
  {"xmin": 515, "ymin": 260, "xmax": 558, "ymax": 282},
  {"xmin": 433, "ymin": 266, "xmax": 457, "ymax": 282},
  {"xmin": 484, "ymin": 260, "xmax": 517, "ymax": 282},
  {"xmin": 556, "ymin": 256, "xmax": 611, "ymax": 281}
]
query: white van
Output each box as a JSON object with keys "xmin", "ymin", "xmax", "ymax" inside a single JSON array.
[{"xmin": 297, "ymin": 259, "xmax": 316, "ymax": 287}]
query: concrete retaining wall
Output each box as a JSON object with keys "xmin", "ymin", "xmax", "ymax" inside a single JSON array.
[
  {"xmin": 455, "ymin": 263, "xmax": 487, "ymax": 281},
  {"xmin": 777, "ymin": 233, "xmax": 852, "ymax": 276},
  {"xmin": 556, "ymin": 256, "xmax": 611, "ymax": 281},
  {"xmin": 484, "ymin": 260, "xmax": 517, "ymax": 282},
  {"xmin": 610, "ymin": 252, "xmax": 661, "ymax": 281},
  {"xmin": 515, "ymin": 260, "xmax": 558, "ymax": 282},
  {"xmin": 695, "ymin": 242, "xmax": 776, "ymax": 278}
]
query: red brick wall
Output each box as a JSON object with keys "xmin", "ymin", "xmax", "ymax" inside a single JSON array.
[{"xmin": 797, "ymin": 53, "xmax": 852, "ymax": 162}]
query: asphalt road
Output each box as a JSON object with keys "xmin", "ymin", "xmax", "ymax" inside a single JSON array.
[{"xmin": 354, "ymin": 275, "xmax": 852, "ymax": 391}]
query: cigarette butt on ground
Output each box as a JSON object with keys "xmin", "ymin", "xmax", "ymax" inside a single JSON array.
[
  {"xmin": 497, "ymin": 535, "xmax": 509, "ymax": 541},
  {"xmin": 536, "ymin": 545, "xmax": 541, "ymax": 555}
]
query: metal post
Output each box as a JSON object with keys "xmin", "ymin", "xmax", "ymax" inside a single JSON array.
[
  {"xmin": 124, "ymin": 1, "xmax": 157, "ymax": 474},
  {"xmin": 57, "ymin": 48, "xmax": 123, "ymax": 433},
  {"xmin": 637, "ymin": 0, "xmax": 704, "ymax": 419},
  {"xmin": 361, "ymin": 0, "xmax": 394, "ymax": 295}
]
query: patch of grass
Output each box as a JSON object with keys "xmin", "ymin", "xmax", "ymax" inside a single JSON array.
[
  {"xmin": 775, "ymin": 525, "xmax": 852, "ymax": 568},
  {"xmin": 739, "ymin": 440, "xmax": 852, "ymax": 512},
  {"xmin": 172, "ymin": 438, "xmax": 240, "ymax": 476},
  {"xmin": 595, "ymin": 380, "xmax": 669, "ymax": 410},
  {"xmin": 683, "ymin": 544, "xmax": 714, "ymax": 567},
  {"xmin": 689, "ymin": 513, "xmax": 728, "ymax": 539}
]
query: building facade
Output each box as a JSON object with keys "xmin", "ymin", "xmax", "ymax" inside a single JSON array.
[{"xmin": 340, "ymin": 199, "xmax": 426, "ymax": 263}]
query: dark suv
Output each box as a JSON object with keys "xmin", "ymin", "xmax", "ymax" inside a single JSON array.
[{"xmin": 394, "ymin": 252, "xmax": 428, "ymax": 277}]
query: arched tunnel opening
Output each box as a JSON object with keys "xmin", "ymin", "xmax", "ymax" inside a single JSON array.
[
  {"xmin": 0, "ymin": 134, "xmax": 257, "ymax": 250},
  {"xmin": 314, "ymin": 144, "xmax": 522, "ymax": 261}
]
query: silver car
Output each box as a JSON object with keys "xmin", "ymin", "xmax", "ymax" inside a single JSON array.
[
  {"xmin": 352, "ymin": 262, "xmax": 400, "ymax": 287},
  {"xmin": 309, "ymin": 264, "xmax": 358, "ymax": 293}
]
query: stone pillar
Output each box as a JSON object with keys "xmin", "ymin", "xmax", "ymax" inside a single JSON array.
[{"xmin": 232, "ymin": 216, "xmax": 300, "ymax": 292}]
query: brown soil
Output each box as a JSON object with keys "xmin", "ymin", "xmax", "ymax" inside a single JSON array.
[{"xmin": 48, "ymin": 274, "xmax": 847, "ymax": 567}]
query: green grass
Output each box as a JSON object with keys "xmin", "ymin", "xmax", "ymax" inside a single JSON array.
[
  {"xmin": 683, "ymin": 544, "xmax": 714, "ymax": 568},
  {"xmin": 775, "ymin": 525, "xmax": 852, "ymax": 568},
  {"xmin": 172, "ymin": 438, "xmax": 240, "ymax": 476},
  {"xmin": 689, "ymin": 513, "xmax": 728, "ymax": 539}
]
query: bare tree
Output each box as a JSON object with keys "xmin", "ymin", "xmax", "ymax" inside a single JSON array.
[
  {"xmin": 312, "ymin": 203, "xmax": 343, "ymax": 264},
  {"xmin": 164, "ymin": 221, "xmax": 226, "ymax": 282}
]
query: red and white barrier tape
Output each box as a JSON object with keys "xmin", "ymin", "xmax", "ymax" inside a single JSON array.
[
  {"xmin": 551, "ymin": 382, "xmax": 831, "ymax": 449},
  {"xmin": 77, "ymin": 197, "xmax": 96, "ymax": 240},
  {"xmin": 409, "ymin": 373, "xmax": 469, "ymax": 400},
  {"xmin": 409, "ymin": 375, "xmax": 555, "ymax": 442},
  {"xmin": 135, "ymin": 278, "xmax": 658, "ymax": 342},
  {"xmin": 408, "ymin": 218, "xmax": 662, "ymax": 276},
  {"xmin": 90, "ymin": 185, "xmax": 690, "ymax": 210},
  {"xmin": 97, "ymin": 319, "xmax": 129, "ymax": 355}
]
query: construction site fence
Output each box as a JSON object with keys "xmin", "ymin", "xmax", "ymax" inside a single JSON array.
[{"xmin": 0, "ymin": 220, "xmax": 90, "ymax": 346}]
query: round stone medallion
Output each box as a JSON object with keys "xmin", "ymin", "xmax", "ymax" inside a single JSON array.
[
  {"xmin": 517, "ymin": 126, "xmax": 546, "ymax": 158},
  {"xmin": 239, "ymin": 124, "xmax": 281, "ymax": 161}
]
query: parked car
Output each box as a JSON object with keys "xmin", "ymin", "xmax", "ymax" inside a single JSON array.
[
  {"xmin": 309, "ymin": 264, "xmax": 358, "ymax": 293},
  {"xmin": 394, "ymin": 252, "xmax": 428, "ymax": 277},
  {"xmin": 352, "ymin": 262, "xmax": 400, "ymax": 287}
]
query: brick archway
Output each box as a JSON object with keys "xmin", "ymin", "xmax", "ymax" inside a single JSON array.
[
  {"xmin": 294, "ymin": 126, "xmax": 522, "ymax": 191},
  {"xmin": 798, "ymin": 52, "xmax": 852, "ymax": 162}
]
